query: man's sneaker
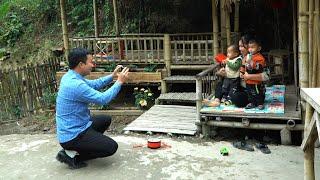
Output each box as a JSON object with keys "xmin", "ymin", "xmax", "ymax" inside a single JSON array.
[{"xmin": 56, "ymin": 150, "xmax": 87, "ymax": 169}]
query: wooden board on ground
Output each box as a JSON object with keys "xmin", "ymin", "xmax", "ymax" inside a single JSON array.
[{"xmin": 123, "ymin": 105, "xmax": 197, "ymax": 135}]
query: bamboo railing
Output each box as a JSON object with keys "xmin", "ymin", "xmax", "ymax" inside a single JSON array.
[
  {"xmin": 195, "ymin": 64, "xmax": 219, "ymax": 121},
  {"xmin": 70, "ymin": 36, "xmax": 165, "ymax": 64},
  {"xmin": 0, "ymin": 57, "xmax": 61, "ymax": 123},
  {"xmin": 68, "ymin": 33, "xmax": 240, "ymax": 66}
]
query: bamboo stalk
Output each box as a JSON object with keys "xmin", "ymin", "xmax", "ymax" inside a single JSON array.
[
  {"xmin": 308, "ymin": 0, "xmax": 314, "ymax": 87},
  {"xmin": 164, "ymin": 34, "xmax": 171, "ymax": 77},
  {"xmin": 311, "ymin": 8, "xmax": 318, "ymax": 88},
  {"xmin": 298, "ymin": 0, "xmax": 309, "ymax": 89},
  {"xmin": 113, "ymin": 0, "xmax": 119, "ymax": 36},
  {"xmin": 225, "ymin": 7, "xmax": 231, "ymax": 46},
  {"xmin": 315, "ymin": 0, "xmax": 320, "ymax": 87},
  {"xmin": 59, "ymin": 0, "xmax": 69, "ymax": 58},
  {"xmin": 93, "ymin": 0, "xmax": 99, "ymax": 37},
  {"xmin": 292, "ymin": 0, "xmax": 298, "ymax": 91},
  {"xmin": 220, "ymin": 0, "xmax": 226, "ymax": 52},
  {"xmin": 300, "ymin": 0, "xmax": 315, "ymax": 179},
  {"xmin": 234, "ymin": 0, "xmax": 239, "ymax": 33},
  {"xmin": 212, "ymin": 0, "xmax": 219, "ymax": 55}
]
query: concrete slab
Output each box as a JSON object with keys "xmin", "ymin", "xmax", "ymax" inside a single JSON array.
[{"xmin": 0, "ymin": 134, "xmax": 319, "ymax": 180}]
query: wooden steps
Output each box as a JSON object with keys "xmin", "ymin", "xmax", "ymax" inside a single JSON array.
[
  {"xmin": 157, "ymin": 92, "xmax": 196, "ymax": 104},
  {"xmin": 163, "ymin": 75, "xmax": 196, "ymax": 83}
]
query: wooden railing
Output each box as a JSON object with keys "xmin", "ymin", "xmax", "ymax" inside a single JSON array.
[
  {"xmin": 195, "ymin": 64, "xmax": 220, "ymax": 121},
  {"xmin": 70, "ymin": 35, "xmax": 164, "ymax": 64},
  {"xmin": 0, "ymin": 57, "xmax": 61, "ymax": 122},
  {"xmin": 69, "ymin": 32, "xmax": 240, "ymax": 66},
  {"xmin": 300, "ymin": 88, "xmax": 320, "ymax": 180}
]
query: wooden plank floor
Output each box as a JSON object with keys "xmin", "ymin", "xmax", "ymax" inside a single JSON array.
[
  {"xmin": 201, "ymin": 85, "xmax": 301, "ymax": 121},
  {"xmin": 123, "ymin": 105, "xmax": 197, "ymax": 135}
]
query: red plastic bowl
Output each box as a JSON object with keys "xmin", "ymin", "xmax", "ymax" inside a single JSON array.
[{"xmin": 147, "ymin": 139, "xmax": 161, "ymax": 149}]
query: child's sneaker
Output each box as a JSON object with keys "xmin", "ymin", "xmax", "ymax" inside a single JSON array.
[
  {"xmin": 224, "ymin": 100, "xmax": 232, "ymax": 106},
  {"xmin": 257, "ymin": 104, "xmax": 265, "ymax": 110},
  {"xmin": 221, "ymin": 98, "xmax": 227, "ymax": 103},
  {"xmin": 245, "ymin": 103, "xmax": 256, "ymax": 109}
]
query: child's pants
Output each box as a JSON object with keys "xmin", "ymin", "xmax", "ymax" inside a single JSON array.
[
  {"xmin": 222, "ymin": 77, "xmax": 240, "ymax": 100},
  {"xmin": 246, "ymin": 84, "xmax": 265, "ymax": 106}
]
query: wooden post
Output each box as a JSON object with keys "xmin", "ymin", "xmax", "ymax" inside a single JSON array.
[
  {"xmin": 113, "ymin": 0, "xmax": 119, "ymax": 36},
  {"xmin": 212, "ymin": 0, "xmax": 219, "ymax": 56},
  {"xmin": 196, "ymin": 78, "xmax": 202, "ymax": 122},
  {"xmin": 93, "ymin": 0, "xmax": 99, "ymax": 38},
  {"xmin": 59, "ymin": 0, "xmax": 69, "ymax": 59},
  {"xmin": 164, "ymin": 34, "xmax": 171, "ymax": 77}
]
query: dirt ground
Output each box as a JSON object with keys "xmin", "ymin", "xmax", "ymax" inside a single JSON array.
[{"xmin": 1, "ymin": 113, "xmax": 320, "ymax": 179}]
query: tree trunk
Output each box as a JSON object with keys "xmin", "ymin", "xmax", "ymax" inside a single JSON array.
[{"xmin": 60, "ymin": 0, "xmax": 69, "ymax": 58}]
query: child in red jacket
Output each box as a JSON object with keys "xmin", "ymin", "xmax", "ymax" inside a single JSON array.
[{"xmin": 244, "ymin": 39, "xmax": 266, "ymax": 109}]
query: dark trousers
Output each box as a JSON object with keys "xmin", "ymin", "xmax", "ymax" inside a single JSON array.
[
  {"xmin": 221, "ymin": 77, "xmax": 240, "ymax": 100},
  {"xmin": 60, "ymin": 115, "xmax": 118, "ymax": 162},
  {"xmin": 246, "ymin": 84, "xmax": 265, "ymax": 106}
]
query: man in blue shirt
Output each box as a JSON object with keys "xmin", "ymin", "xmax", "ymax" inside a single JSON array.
[{"xmin": 55, "ymin": 48, "xmax": 129, "ymax": 169}]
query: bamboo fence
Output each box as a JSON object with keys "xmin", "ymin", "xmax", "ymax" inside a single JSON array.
[{"xmin": 0, "ymin": 57, "xmax": 61, "ymax": 123}]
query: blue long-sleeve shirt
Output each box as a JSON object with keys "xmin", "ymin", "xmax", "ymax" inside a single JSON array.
[{"xmin": 56, "ymin": 70, "xmax": 122, "ymax": 143}]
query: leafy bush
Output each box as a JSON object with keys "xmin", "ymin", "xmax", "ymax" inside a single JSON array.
[
  {"xmin": 42, "ymin": 88, "xmax": 57, "ymax": 109},
  {"xmin": 133, "ymin": 87, "xmax": 154, "ymax": 110}
]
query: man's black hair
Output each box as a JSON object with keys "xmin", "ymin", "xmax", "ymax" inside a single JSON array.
[{"xmin": 68, "ymin": 48, "xmax": 91, "ymax": 69}]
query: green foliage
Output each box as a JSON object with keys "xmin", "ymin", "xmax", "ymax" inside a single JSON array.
[
  {"xmin": 0, "ymin": 13, "xmax": 23, "ymax": 46},
  {"xmin": 133, "ymin": 87, "xmax": 154, "ymax": 110},
  {"xmin": 102, "ymin": 62, "xmax": 117, "ymax": 72},
  {"xmin": 42, "ymin": 88, "xmax": 57, "ymax": 109},
  {"xmin": 11, "ymin": 105, "xmax": 22, "ymax": 118},
  {"xmin": 143, "ymin": 63, "xmax": 158, "ymax": 72},
  {"xmin": 0, "ymin": 1, "xmax": 10, "ymax": 19},
  {"xmin": 67, "ymin": 0, "xmax": 94, "ymax": 36}
]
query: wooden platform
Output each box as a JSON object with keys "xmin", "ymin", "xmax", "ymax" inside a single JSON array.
[
  {"xmin": 200, "ymin": 92, "xmax": 301, "ymax": 121},
  {"xmin": 123, "ymin": 105, "xmax": 197, "ymax": 135}
]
